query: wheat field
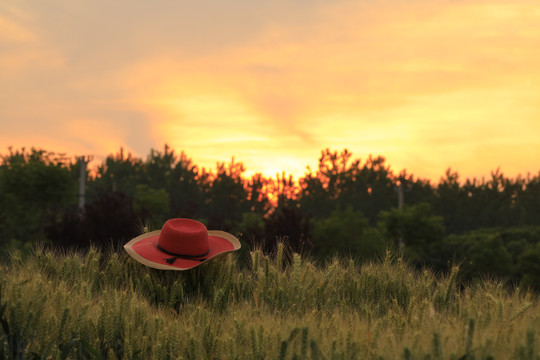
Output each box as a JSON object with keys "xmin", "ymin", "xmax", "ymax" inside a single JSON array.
[{"xmin": 0, "ymin": 244, "xmax": 538, "ymax": 359}]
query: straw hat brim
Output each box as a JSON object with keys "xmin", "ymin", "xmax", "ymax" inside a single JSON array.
[{"xmin": 124, "ymin": 230, "xmax": 241, "ymax": 270}]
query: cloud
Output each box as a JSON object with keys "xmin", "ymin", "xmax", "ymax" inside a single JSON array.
[
  {"xmin": 0, "ymin": 0, "xmax": 539, "ymax": 180},
  {"xmin": 113, "ymin": 0, "xmax": 540, "ymax": 178}
]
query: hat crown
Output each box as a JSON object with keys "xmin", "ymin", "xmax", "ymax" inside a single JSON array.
[{"xmin": 157, "ymin": 218, "xmax": 209, "ymax": 256}]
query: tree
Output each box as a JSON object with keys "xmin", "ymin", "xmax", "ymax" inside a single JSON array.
[
  {"xmin": 204, "ymin": 158, "xmax": 249, "ymax": 230},
  {"xmin": 379, "ymin": 203, "xmax": 445, "ymax": 264},
  {"xmin": 91, "ymin": 148, "xmax": 143, "ymax": 198},
  {"xmin": 433, "ymin": 168, "xmax": 468, "ymax": 233},
  {"xmin": 47, "ymin": 189, "xmax": 140, "ymax": 249},
  {"xmin": 518, "ymin": 242, "xmax": 540, "ymax": 291},
  {"xmin": 299, "ymin": 149, "xmax": 399, "ymax": 225},
  {"xmin": 299, "ymin": 149, "xmax": 356, "ymax": 219},
  {"xmin": 312, "ymin": 206, "xmax": 384, "ymax": 261},
  {"xmin": 133, "ymin": 184, "xmax": 170, "ymax": 230},
  {"xmin": 0, "ymin": 148, "xmax": 76, "ymax": 246},
  {"xmin": 341, "ymin": 154, "xmax": 397, "ymax": 225},
  {"xmin": 394, "ymin": 169, "xmax": 435, "ymax": 207},
  {"xmin": 264, "ymin": 204, "xmax": 311, "ymax": 254},
  {"xmin": 235, "ymin": 211, "xmax": 265, "ymax": 257},
  {"xmin": 245, "ymin": 173, "xmax": 272, "ymax": 217},
  {"xmin": 433, "ymin": 168, "xmax": 540, "ymax": 234},
  {"xmin": 467, "ymin": 234, "xmax": 512, "ymax": 279},
  {"xmin": 143, "ymin": 145, "xmax": 202, "ymax": 218},
  {"xmin": 432, "ymin": 230, "xmax": 513, "ymax": 281},
  {"xmin": 514, "ymin": 172, "xmax": 540, "ymax": 226}
]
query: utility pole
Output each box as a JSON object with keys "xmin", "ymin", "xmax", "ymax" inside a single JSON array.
[
  {"xmin": 78, "ymin": 156, "xmax": 92, "ymax": 212},
  {"xmin": 397, "ymin": 181, "xmax": 404, "ymax": 210},
  {"xmin": 397, "ymin": 181, "xmax": 404, "ymax": 249}
]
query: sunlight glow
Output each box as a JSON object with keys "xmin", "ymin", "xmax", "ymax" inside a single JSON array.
[{"xmin": 1, "ymin": 0, "xmax": 539, "ymax": 182}]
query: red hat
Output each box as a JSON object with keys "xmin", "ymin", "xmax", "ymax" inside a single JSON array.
[{"xmin": 124, "ymin": 218, "xmax": 241, "ymax": 270}]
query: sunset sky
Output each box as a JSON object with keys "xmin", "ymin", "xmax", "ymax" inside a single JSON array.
[{"xmin": 1, "ymin": 1, "xmax": 539, "ymax": 182}]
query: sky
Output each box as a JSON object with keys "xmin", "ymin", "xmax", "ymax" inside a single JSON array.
[{"xmin": 1, "ymin": 0, "xmax": 539, "ymax": 183}]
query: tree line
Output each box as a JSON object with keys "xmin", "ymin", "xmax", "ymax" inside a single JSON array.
[{"xmin": 1, "ymin": 146, "xmax": 540, "ymax": 288}]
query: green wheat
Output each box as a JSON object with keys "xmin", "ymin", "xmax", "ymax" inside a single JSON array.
[{"xmin": 0, "ymin": 244, "xmax": 538, "ymax": 359}]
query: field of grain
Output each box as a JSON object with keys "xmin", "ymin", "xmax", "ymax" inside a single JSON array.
[{"xmin": 0, "ymin": 244, "xmax": 538, "ymax": 359}]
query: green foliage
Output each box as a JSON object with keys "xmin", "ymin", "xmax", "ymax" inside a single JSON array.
[
  {"xmin": 518, "ymin": 242, "xmax": 540, "ymax": 291},
  {"xmin": 236, "ymin": 212, "xmax": 265, "ymax": 260},
  {"xmin": 300, "ymin": 149, "xmax": 398, "ymax": 224},
  {"xmin": 93, "ymin": 147, "xmax": 144, "ymax": 198},
  {"xmin": 0, "ymin": 148, "xmax": 76, "ymax": 246},
  {"xmin": 133, "ymin": 184, "xmax": 170, "ymax": 229},
  {"xmin": 91, "ymin": 145, "xmax": 203, "ymax": 219},
  {"xmin": 432, "ymin": 227, "xmax": 540, "ymax": 283},
  {"xmin": 467, "ymin": 234, "xmax": 512, "ymax": 277},
  {"xmin": 143, "ymin": 145, "xmax": 203, "ymax": 219},
  {"xmin": 238, "ymin": 213, "xmax": 265, "ymax": 240},
  {"xmin": 0, "ymin": 246, "xmax": 539, "ymax": 359},
  {"xmin": 204, "ymin": 158, "xmax": 249, "ymax": 230},
  {"xmin": 1, "ymin": 145, "xmax": 540, "ymax": 289},
  {"xmin": 378, "ymin": 203, "xmax": 445, "ymax": 263},
  {"xmin": 312, "ymin": 206, "xmax": 384, "ymax": 260},
  {"xmin": 263, "ymin": 204, "xmax": 310, "ymax": 254},
  {"xmin": 434, "ymin": 168, "xmax": 540, "ymax": 233}
]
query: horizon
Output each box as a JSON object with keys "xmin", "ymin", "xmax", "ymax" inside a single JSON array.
[
  {"xmin": 1, "ymin": 1, "xmax": 539, "ymax": 183},
  {"xmin": 3, "ymin": 144, "xmax": 538, "ymax": 186}
]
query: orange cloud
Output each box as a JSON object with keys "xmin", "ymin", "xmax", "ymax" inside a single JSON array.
[
  {"xmin": 119, "ymin": 0, "xmax": 539, "ymax": 180},
  {"xmin": 1, "ymin": 0, "xmax": 539, "ymax": 181}
]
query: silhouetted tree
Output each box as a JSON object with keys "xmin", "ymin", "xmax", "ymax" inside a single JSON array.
[
  {"xmin": 433, "ymin": 168, "xmax": 468, "ymax": 233},
  {"xmin": 2, "ymin": 144, "xmax": 540, "ymax": 288},
  {"xmin": 340, "ymin": 154, "xmax": 396, "ymax": 224},
  {"xmin": 143, "ymin": 145, "xmax": 202, "ymax": 218},
  {"xmin": 378, "ymin": 203, "xmax": 445, "ymax": 265},
  {"xmin": 312, "ymin": 206, "xmax": 384, "ymax": 260},
  {"xmin": 433, "ymin": 169, "xmax": 540, "ymax": 234},
  {"xmin": 518, "ymin": 242, "xmax": 540, "ymax": 291},
  {"xmin": 245, "ymin": 173, "xmax": 272, "ymax": 216},
  {"xmin": 48, "ymin": 189, "xmax": 139, "ymax": 249},
  {"xmin": 204, "ymin": 158, "xmax": 249, "ymax": 230},
  {"xmin": 299, "ymin": 149, "xmax": 355, "ymax": 219},
  {"xmin": 91, "ymin": 148, "xmax": 143, "ymax": 199},
  {"xmin": 299, "ymin": 149, "xmax": 398, "ymax": 224},
  {"xmin": 519, "ymin": 173, "xmax": 540, "ymax": 225},
  {"xmin": 133, "ymin": 184, "xmax": 170, "ymax": 229},
  {"xmin": 394, "ymin": 169, "xmax": 435, "ymax": 206},
  {"xmin": 0, "ymin": 148, "xmax": 76, "ymax": 246},
  {"xmin": 264, "ymin": 203, "xmax": 311, "ymax": 254}
]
